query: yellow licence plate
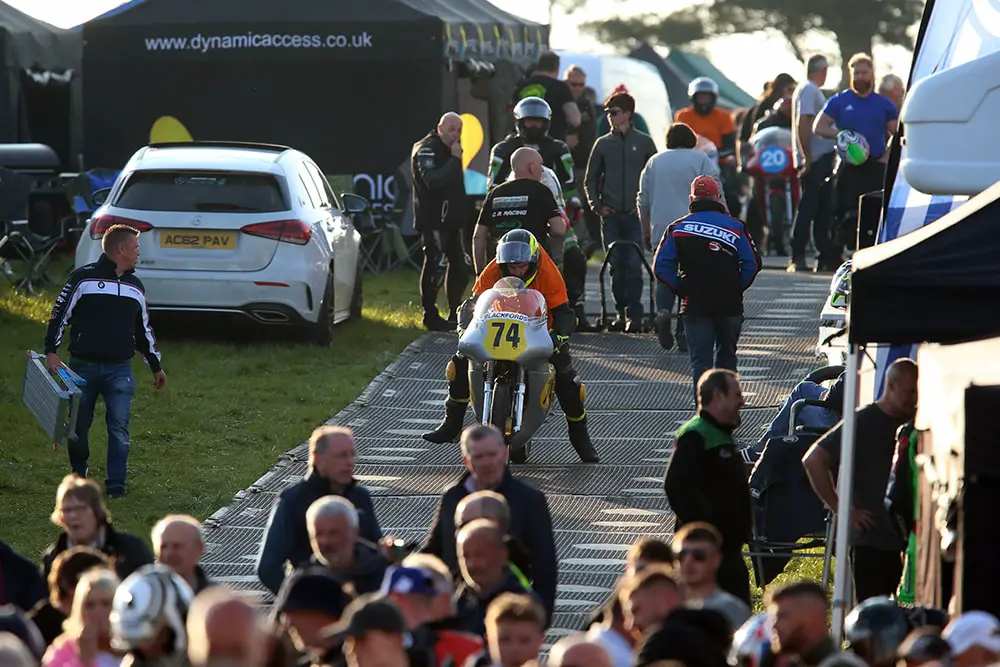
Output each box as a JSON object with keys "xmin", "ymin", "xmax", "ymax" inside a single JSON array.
[{"xmin": 159, "ymin": 230, "xmax": 237, "ymax": 250}]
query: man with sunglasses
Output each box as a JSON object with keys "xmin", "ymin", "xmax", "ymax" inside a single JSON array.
[
  {"xmin": 672, "ymin": 522, "xmax": 751, "ymax": 632},
  {"xmin": 584, "ymin": 91, "xmax": 658, "ymax": 332}
]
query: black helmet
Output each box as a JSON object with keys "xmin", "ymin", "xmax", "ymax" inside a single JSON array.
[
  {"xmin": 902, "ymin": 605, "xmax": 949, "ymax": 631},
  {"xmin": 845, "ymin": 597, "xmax": 911, "ymax": 667},
  {"xmin": 496, "ymin": 229, "xmax": 540, "ymax": 286},
  {"xmin": 513, "ymin": 97, "xmax": 552, "ymax": 143}
]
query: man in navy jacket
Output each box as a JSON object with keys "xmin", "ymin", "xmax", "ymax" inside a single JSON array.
[
  {"xmin": 654, "ymin": 176, "xmax": 760, "ymax": 396},
  {"xmin": 257, "ymin": 426, "xmax": 382, "ymax": 595}
]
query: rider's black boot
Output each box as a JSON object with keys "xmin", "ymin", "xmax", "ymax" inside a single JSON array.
[
  {"xmin": 422, "ymin": 399, "xmax": 467, "ymax": 444},
  {"xmin": 568, "ymin": 417, "xmax": 599, "ymax": 463}
]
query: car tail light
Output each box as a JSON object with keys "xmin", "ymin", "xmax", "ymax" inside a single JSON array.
[
  {"xmin": 89, "ymin": 215, "xmax": 154, "ymax": 239},
  {"xmin": 240, "ymin": 220, "xmax": 312, "ymax": 245}
]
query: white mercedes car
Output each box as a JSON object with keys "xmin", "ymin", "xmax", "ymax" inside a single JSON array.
[{"xmin": 75, "ymin": 141, "xmax": 365, "ymax": 344}]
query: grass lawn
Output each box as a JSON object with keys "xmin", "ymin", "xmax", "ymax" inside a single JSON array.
[{"xmin": 1, "ymin": 257, "xmax": 426, "ymax": 561}]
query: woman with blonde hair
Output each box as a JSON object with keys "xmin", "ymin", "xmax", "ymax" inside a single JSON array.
[{"xmin": 43, "ymin": 569, "xmax": 122, "ymax": 667}]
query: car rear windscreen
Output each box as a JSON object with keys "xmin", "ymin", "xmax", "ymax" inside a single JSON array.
[{"xmin": 115, "ymin": 171, "xmax": 288, "ymax": 212}]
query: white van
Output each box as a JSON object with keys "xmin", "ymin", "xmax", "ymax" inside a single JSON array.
[{"xmin": 556, "ymin": 51, "xmax": 673, "ymax": 150}]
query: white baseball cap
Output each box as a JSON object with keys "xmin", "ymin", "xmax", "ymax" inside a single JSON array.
[{"xmin": 943, "ymin": 611, "xmax": 1000, "ymax": 654}]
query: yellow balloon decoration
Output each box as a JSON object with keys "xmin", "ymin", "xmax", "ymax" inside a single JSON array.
[
  {"xmin": 149, "ymin": 116, "xmax": 193, "ymax": 144},
  {"xmin": 459, "ymin": 113, "xmax": 484, "ymax": 171}
]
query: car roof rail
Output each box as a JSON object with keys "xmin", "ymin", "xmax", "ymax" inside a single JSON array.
[{"xmin": 146, "ymin": 141, "xmax": 292, "ymax": 152}]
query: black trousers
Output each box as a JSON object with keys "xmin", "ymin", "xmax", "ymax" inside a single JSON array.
[
  {"xmin": 835, "ymin": 159, "xmax": 885, "ymax": 251},
  {"xmin": 420, "ymin": 229, "xmax": 468, "ymax": 316},
  {"xmin": 791, "ymin": 151, "xmax": 835, "ymax": 258},
  {"xmin": 852, "ymin": 546, "xmax": 903, "ymax": 603},
  {"xmin": 718, "ymin": 549, "xmax": 752, "ymax": 607},
  {"xmin": 447, "ymin": 345, "xmax": 585, "ymax": 420},
  {"xmin": 563, "ymin": 245, "xmax": 587, "ymax": 307}
]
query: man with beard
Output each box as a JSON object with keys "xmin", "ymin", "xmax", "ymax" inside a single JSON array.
[
  {"xmin": 762, "ymin": 580, "xmax": 837, "ymax": 667},
  {"xmin": 803, "ymin": 358, "xmax": 918, "ymax": 601},
  {"xmin": 813, "ymin": 54, "xmax": 898, "ymax": 254},
  {"xmin": 664, "ymin": 369, "xmax": 753, "ymax": 606}
]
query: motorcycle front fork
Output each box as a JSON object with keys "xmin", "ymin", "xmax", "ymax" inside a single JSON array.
[{"xmin": 482, "ymin": 363, "xmax": 526, "ymax": 434}]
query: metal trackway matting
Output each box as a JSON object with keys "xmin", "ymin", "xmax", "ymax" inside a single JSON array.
[{"xmin": 200, "ymin": 266, "xmax": 832, "ymax": 647}]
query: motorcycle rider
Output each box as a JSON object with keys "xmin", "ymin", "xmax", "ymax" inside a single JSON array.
[
  {"xmin": 110, "ymin": 564, "xmax": 195, "ymax": 667},
  {"xmin": 488, "ymin": 98, "xmax": 594, "ymax": 332},
  {"xmin": 749, "ymin": 96, "xmax": 795, "ymax": 256},
  {"xmin": 674, "ymin": 77, "xmax": 740, "ymax": 214},
  {"xmin": 411, "ymin": 112, "xmax": 470, "ymax": 332},
  {"xmin": 422, "ymin": 229, "xmax": 599, "ymax": 463},
  {"xmin": 753, "ymin": 97, "xmax": 793, "ymax": 134}
]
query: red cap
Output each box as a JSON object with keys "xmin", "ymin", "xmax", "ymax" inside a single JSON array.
[{"xmin": 690, "ymin": 175, "xmax": 722, "ymax": 200}]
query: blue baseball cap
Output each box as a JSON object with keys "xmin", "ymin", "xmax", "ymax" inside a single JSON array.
[{"xmin": 379, "ymin": 566, "xmax": 443, "ymax": 596}]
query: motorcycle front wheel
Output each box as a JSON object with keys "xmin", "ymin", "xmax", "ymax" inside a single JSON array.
[{"xmin": 489, "ymin": 376, "xmax": 529, "ymax": 464}]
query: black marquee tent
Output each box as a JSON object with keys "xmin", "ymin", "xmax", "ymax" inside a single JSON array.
[
  {"xmin": 82, "ymin": 0, "xmax": 548, "ymax": 194},
  {"xmin": 850, "ymin": 178, "xmax": 1000, "ymax": 346},
  {"xmin": 0, "ymin": 2, "xmax": 81, "ymax": 165}
]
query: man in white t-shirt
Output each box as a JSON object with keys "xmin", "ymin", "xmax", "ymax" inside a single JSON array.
[
  {"xmin": 789, "ymin": 54, "xmax": 838, "ymax": 273},
  {"xmin": 672, "ymin": 522, "xmax": 751, "ymax": 632}
]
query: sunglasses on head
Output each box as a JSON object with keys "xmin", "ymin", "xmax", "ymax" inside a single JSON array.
[{"xmin": 675, "ymin": 547, "xmax": 710, "ymax": 562}]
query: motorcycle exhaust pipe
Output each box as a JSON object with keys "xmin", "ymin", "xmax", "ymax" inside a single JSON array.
[{"xmin": 513, "ymin": 367, "xmax": 526, "ymax": 433}]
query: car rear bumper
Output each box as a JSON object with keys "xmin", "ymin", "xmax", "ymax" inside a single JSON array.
[{"xmin": 140, "ymin": 273, "xmax": 322, "ymax": 325}]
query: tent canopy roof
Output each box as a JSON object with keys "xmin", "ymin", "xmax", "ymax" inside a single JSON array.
[
  {"xmin": 85, "ymin": 0, "xmax": 547, "ymax": 64},
  {"xmin": 629, "ymin": 44, "xmax": 754, "ymax": 111},
  {"xmin": 0, "ymin": 0, "xmax": 80, "ymax": 71},
  {"xmin": 666, "ymin": 49, "xmax": 756, "ymax": 108},
  {"xmin": 850, "ymin": 179, "xmax": 1000, "ymax": 346}
]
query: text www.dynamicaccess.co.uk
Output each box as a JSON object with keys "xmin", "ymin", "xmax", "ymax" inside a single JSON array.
[{"xmin": 143, "ymin": 32, "xmax": 374, "ymax": 53}]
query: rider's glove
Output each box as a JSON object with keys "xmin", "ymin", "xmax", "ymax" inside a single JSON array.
[{"xmin": 551, "ymin": 332, "xmax": 569, "ymax": 351}]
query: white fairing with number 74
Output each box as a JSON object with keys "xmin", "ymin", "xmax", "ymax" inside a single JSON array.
[{"xmin": 457, "ymin": 279, "xmax": 555, "ymax": 461}]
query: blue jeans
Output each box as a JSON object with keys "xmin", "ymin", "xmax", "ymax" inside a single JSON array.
[
  {"xmin": 754, "ymin": 381, "xmax": 837, "ymax": 452},
  {"xmin": 600, "ymin": 212, "xmax": 644, "ymax": 320},
  {"xmin": 684, "ymin": 315, "xmax": 743, "ymax": 398},
  {"xmin": 68, "ymin": 360, "xmax": 135, "ymax": 495},
  {"xmin": 656, "ymin": 282, "xmax": 676, "ymax": 314}
]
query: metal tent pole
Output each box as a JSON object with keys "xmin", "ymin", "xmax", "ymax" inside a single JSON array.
[{"xmin": 831, "ymin": 342, "xmax": 861, "ymax": 644}]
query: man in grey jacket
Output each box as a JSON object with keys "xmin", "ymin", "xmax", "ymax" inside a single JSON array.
[
  {"xmin": 584, "ymin": 92, "xmax": 658, "ymax": 333},
  {"xmin": 637, "ymin": 122, "xmax": 720, "ymax": 351}
]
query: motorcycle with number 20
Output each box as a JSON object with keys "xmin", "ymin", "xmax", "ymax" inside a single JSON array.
[{"xmin": 457, "ymin": 277, "xmax": 555, "ymax": 464}]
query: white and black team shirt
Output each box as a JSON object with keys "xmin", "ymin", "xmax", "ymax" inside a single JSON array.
[{"xmin": 44, "ymin": 254, "xmax": 162, "ymax": 371}]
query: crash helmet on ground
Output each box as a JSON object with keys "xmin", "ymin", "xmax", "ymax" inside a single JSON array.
[
  {"xmin": 845, "ymin": 597, "xmax": 912, "ymax": 667},
  {"xmin": 110, "ymin": 564, "xmax": 194, "ymax": 656},
  {"xmin": 513, "ymin": 97, "xmax": 552, "ymax": 143},
  {"xmin": 496, "ymin": 229, "xmax": 541, "ymax": 287},
  {"xmin": 830, "ymin": 260, "xmax": 852, "ymax": 309},
  {"xmin": 729, "ymin": 613, "xmax": 773, "ymax": 667}
]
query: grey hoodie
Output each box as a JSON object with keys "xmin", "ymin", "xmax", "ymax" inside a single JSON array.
[{"xmin": 584, "ymin": 127, "xmax": 658, "ymax": 214}]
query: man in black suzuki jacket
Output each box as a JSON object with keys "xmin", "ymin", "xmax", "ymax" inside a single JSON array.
[
  {"xmin": 257, "ymin": 426, "xmax": 382, "ymax": 595},
  {"xmin": 654, "ymin": 176, "xmax": 761, "ymax": 395},
  {"xmin": 411, "ymin": 112, "xmax": 470, "ymax": 332},
  {"xmin": 44, "ymin": 225, "xmax": 165, "ymax": 498}
]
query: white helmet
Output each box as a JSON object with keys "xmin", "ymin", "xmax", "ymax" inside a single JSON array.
[
  {"xmin": 688, "ymin": 76, "xmax": 720, "ymax": 98},
  {"xmin": 729, "ymin": 613, "xmax": 773, "ymax": 667},
  {"xmin": 110, "ymin": 564, "xmax": 195, "ymax": 655}
]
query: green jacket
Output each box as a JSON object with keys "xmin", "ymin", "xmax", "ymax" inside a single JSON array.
[{"xmin": 664, "ymin": 412, "xmax": 753, "ymax": 549}]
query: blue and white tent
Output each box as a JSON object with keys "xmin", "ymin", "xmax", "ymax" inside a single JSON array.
[{"xmin": 873, "ymin": 0, "xmax": 1000, "ymax": 394}]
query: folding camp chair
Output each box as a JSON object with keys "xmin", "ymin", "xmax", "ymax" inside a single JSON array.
[{"xmin": 745, "ymin": 365, "xmax": 844, "ymax": 589}]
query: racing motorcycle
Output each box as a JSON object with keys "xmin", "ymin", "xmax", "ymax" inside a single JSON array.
[
  {"xmin": 745, "ymin": 123, "xmax": 800, "ymax": 256},
  {"xmin": 457, "ymin": 277, "xmax": 556, "ymax": 464}
]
